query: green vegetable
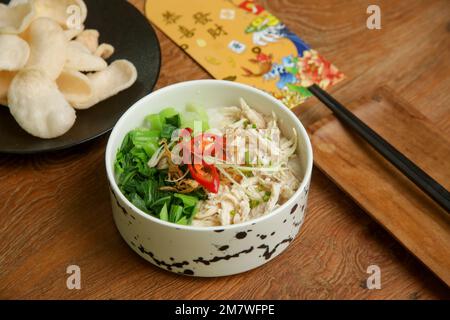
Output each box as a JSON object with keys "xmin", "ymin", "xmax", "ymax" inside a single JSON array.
[
  {"xmin": 144, "ymin": 143, "xmax": 160, "ymax": 158},
  {"xmin": 146, "ymin": 114, "xmax": 163, "ymax": 131},
  {"xmin": 174, "ymin": 193, "xmax": 198, "ymax": 208},
  {"xmin": 165, "ymin": 114, "xmax": 181, "ymax": 128},
  {"xmin": 176, "ymin": 216, "xmax": 188, "ymax": 225},
  {"xmin": 159, "ymin": 203, "xmax": 169, "ymax": 221},
  {"xmin": 130, "ymin": 128, "xmax": 160, "ymax": 157},
  {"xmin": 180, "ymin": 112, "xmax": 196, "ymax": 129},
  {"xmin": 187, "ymin": 202, "xmax": 200, "ymax": 225},
  {"xmin": 160, "ymin": 124, "xmax": 178, "ymax": 140},
  {"xmin": 150, "ymin": 195, "xmax": 172, "ymax": 209},
  {"xmin": 130, "ymin": 193, "xmax": 147, "ymax": 213},
  {"xmin": 186, "ymin": 103, "xmax": 208, "ymax": 120},
  {"xmin": 159, "ymin": 108, "xmax": 179, "ymax": 124},
  {"xmin": 181, "ymin": 112, "xmax": 210, "ymax": 132},
  {"xmin": 115, "ymin": 108, "xmax": 209, "ymax": 226},
  {"xmin": 182, "ymin": 103, "xmax": 210, "ymax": 131},
  {"xmin": 263, "ymin": 192, "xmax": 271, "ymax": 202},
  {"xmin": 188, "ymin": 189, "xmax": 208, "ymax": 201},
  {"xmin": 245, "ymin": 151, "xmax": 251, "ymax": 165},
  {"xmin": 243, "ymin": 171, "xmax": 254, "ymax": 177},
  {"xmin": 169, "ymin": 205, "xmax": 184, "ymax": 223}
]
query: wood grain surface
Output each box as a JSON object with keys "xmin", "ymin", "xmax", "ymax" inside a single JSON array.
[
  {"xmin": 310, "ymin": 87, "xmax": 450, "ymax": 285},
  {"xmin": 1, "ymin": 0, "xmax": 449, "ymax": 299}
]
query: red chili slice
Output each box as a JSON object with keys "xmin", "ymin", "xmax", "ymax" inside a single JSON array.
[
  {"xmin": 188, "ymin": 161, "xmax": 220, "ymax": 193},
  {"xmin": 179, "ymin": 130, "xmax": 224, "ymax": 193}
]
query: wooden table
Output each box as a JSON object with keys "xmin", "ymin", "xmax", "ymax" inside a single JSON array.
[{"xmin": 1, "ymin": 0, "xmax": 449, "ymax": 299}]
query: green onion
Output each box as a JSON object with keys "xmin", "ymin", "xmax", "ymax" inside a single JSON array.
[
  {"xmin": 159, "ymin": 203, "xmax": 169, "ymax": 221},
  {"xmin": 243, "ymin": 171, "xmax": 254, "ymax": 177},
  {"xmin": 250, "ymin": 199, "xmax": 260, "ymax": 209},
  {"xmin": 245, "ymin": 151, "xmax": 250, "ymax": 165}
]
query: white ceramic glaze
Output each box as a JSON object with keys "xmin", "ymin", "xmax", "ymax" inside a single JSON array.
[{"xmin": 105, "ymin": 80, "xmax": 313, "ymax": 277}]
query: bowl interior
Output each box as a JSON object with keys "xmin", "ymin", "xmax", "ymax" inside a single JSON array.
[{"xmin": 106, "ymin": 80, "xmax": 313, "ymax": 227}]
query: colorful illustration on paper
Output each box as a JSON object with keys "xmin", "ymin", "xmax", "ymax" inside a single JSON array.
[{"xmin": 146, "ymin": 0, "xmax": 344, "ymax": 108}]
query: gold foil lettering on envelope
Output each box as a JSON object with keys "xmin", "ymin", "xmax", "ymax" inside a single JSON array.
[{"xmin": 146, "ymin": 0, "xmax": 344, "ymax": 108}]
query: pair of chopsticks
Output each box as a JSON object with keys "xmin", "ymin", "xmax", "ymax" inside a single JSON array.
[{"xmin": 307, "ymin": 84, "xmax": 450, "ymax": 214}]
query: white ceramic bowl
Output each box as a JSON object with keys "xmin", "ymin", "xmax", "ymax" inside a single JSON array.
[{"xmin": 105, "ymin": 80, "xmax": 313, "ymax": 277}]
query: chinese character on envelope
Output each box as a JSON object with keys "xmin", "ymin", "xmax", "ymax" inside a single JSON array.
[{"xmin": 146, "ymin": 0, "xmax": 344, "ymax": 108}]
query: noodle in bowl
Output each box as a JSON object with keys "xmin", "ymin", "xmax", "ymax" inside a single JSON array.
[{"xmin": 106, "ymin": 80, "xmax": 313, "ymax": 277}]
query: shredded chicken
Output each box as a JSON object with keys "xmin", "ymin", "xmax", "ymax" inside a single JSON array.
[
  {"xmin": 240, "ymin": 98, "xmax": 266, "ymax": 129},
  {"xmin": 266, "ymin": 183, "xmax": 282, "ymax": 212},
  {"xmin": 193, "ymin": 100, "xmax": 302, "ymax": 226}
]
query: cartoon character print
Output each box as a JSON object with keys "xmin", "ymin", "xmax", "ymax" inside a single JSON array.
[
  {"xmin": 264, "ymin": 55, "xmax": 297, "ymax": 89},
  {"xmin": 237, "ymin": 0, "xmax": 264, "ymax": 15},
  {"xmin": 241, "ymin": 48, "xmax": 273, "ymax": 77},
  {"xmin": 251, "ymin": 23, "xmax": 284, "ymax": 46},
  {"xmin": 245, "ymin": 14, "xmax": 310, "ymax": 57},
  {"xmin": 243, "ymin": 14, "xmax": 312, "ymax": 91},
  {"xmin": 235, "ymin": 4, "xmax": 344, "ymax": 107}
]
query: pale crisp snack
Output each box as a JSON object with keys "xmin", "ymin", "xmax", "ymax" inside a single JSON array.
[
  {"xmin": 25, "ymin": 17, "xmax": 67, "ymax": 80},
  {"xmin": 95, "ymin": 43, "xmax": 115, "ymax": 59},
  {"xmin": 74, "ymin": 28, "xmax": 115, "ymax": 59},
  {"xmin": 1, "ymin": 0, "xmax": 139, "ymax": 139},
  {"xmin": 64, "ymin": 25, "xmax": 85, "ymax": 40},
  {"xmin": 66, "ymin": 40, "xmax": 107, "ymax": 72},
  {"xmin": 56, "ymin": 69, "xmax": 92, "ymax": 105},
  {"xmin": 0, "ymin": 71, "xmax": 16, "ymax": 106},
  {"xmin": 8, "ymin": 69, "xmax": 76, "ymax": 139},
  {"xmin": 8, "ymin": 0, "xmax": 30, "ymax": 5},
  {"xmin": 75, "ymin": 29, "xmax": 99, "ymax": 53},
  {"xmin": 0, "ymin": 2, "xmax": 35, "ymax": 34},
  {"xmin": 32, "ymin": 0, "xmax": 87, "ymax": 28},
  {"xmin": 0, "ymin": 34, "xmax": 30, "ymax": 71},
  {"xmin": 73, "ymin": 60, "xmax": 137, "ymax": 110}
]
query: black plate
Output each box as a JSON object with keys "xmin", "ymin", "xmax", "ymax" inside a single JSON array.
[{"xmin": 0, "ymin": 0, "xmax": 161, "ymax": 154}]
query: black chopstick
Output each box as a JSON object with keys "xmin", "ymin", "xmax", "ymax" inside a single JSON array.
[{"xmin": 308, "ymin": 84, "xmax": 450, "ymax": 214}]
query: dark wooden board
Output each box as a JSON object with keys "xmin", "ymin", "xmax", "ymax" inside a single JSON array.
[{"xmin": 310, "ymin": 87, "xmax": 450, "ymax": 286}]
